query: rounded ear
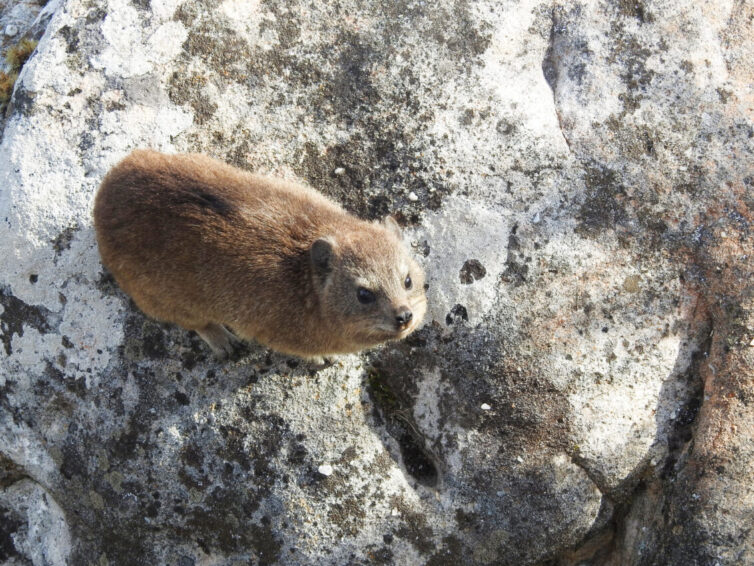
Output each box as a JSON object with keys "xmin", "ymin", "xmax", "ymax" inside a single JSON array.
[
  {"xmin": 383, "ymin": 216, "xmax": 402, "ymax": 239},
  {"xmin": 310, "ymin": 237, "xmax": 335, "ymax": 276}
]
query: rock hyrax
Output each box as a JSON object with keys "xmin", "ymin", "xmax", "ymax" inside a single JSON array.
[{"xmin": 93, "ymin": 150, "xmax": 427, "ymax": 359}]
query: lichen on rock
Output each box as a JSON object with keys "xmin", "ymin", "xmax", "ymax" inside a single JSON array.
[{"xmin": 0, "ymin": 0, "xmax": 752, "ymax": 564}]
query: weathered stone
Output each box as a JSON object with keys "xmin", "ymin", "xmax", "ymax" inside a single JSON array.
[{"xmin": 0, "ymin": 0, "xmax": 752, "ymax": 564}]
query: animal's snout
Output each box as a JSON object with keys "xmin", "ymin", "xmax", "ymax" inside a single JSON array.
[{"xmin": 396, "ymin": 309, "xmax": 413, "ymax": 327}]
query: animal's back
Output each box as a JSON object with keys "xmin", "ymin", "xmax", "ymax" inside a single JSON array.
[{"xmin": 93, "ymin": 150, "xmax": 343, "ymax": 330}]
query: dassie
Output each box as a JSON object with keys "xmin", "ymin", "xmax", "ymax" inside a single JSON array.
[{"xmin": 93, "ymin": 150, "xmax": 427, "ymax": 359}]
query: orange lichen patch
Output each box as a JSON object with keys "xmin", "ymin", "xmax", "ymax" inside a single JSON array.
[
  {"xmin": 681, "ymin": 187, "xmax": 754, "ymax": 464},
  {"xmin": 5, "ymin": 38, "xmax": 38, "ymax": 69},
  {"xmin": 1, "ymin": 38, "xmax": 38, "ymax": 111},
  {"xmin": 0, "ymin": 71, "xmax": 18, "ymax": 105}
]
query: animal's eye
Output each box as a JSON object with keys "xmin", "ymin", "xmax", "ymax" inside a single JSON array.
[
  {"xmin": 404, "ymin": 275, "xmax": 412, "ymax": 290},
  {"xmin": 357, "ymin": 287, "xmax": 376, "ymax": 304}
]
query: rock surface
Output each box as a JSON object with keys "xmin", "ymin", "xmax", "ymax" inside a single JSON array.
[
  {"xmin": 0, "ymin": 0, "xmax": 58, "ymax": 131},
  {"xmin": 0, "ymin": 0, "xmax": 752, "ymax": 564}
]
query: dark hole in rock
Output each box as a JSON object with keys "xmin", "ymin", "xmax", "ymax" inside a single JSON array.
[
  {"xmin": 459, "ymin": 259, "xmax": 486, "ymax": 284},
  {"xmin": 366, "ymin": 367, "xmax": 438, "ymax": 487},
  {"xmin": 445, "ymin": 304, "xmax": 468, "ymax": 325},
  {"xmin": 398, "ymin": 432, "xmax": 438, "ymax": 488}
]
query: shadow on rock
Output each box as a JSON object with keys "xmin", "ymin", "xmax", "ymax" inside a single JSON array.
[{"xmin": 365, "ymin": 320, "xmax": 600, "ymax": 565}]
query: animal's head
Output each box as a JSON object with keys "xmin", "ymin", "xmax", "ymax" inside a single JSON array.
[{"xmin": 310, "ymin": 217, "xmax": 427, "ymax": 351}]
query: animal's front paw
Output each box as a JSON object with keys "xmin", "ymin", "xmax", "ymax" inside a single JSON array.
[
  {"xmin": 308, "ymin": 356, "xmax": 335, "ymax": 371},
  {"xmin": 196, "ymin": 324, "xmax": 245, "ymax": 361}
]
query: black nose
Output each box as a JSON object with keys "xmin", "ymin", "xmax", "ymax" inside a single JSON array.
[{"xmin": 396, "ymin": 310, "xmax": 413, "ymax": 326}]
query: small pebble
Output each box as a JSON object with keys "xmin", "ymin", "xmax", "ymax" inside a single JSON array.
[
  {"xmin": 334, "ymin": 167, "xmax": 345, "ymax": 175},
  {"xmin": 4, "ymin": 24, "xmax": 18, "ymax": 37},
  {"xmin": 408, "ymin": 191, "xmax": 418, "ymax": 201},
  {"xmin": 480, "ymin": 403, "xmax": 491, "ymax": 411},
  {"xmin": 516, "ymin": 456, "xmax": 523, "ymax": 463},
  {"xmin": 317, "ymin": 464, "xmax": 333, "ymax": 476}
]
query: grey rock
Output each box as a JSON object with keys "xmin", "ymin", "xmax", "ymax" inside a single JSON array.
[
  {"xmin": 0, "ymin": 0, "xmax": 60, "ymax": 132},
  {"xmin": 0, "ymin": 0, "xmax": 752, "ymax": 564}
]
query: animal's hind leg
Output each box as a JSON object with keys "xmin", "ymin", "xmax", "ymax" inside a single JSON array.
[{"xmin": 195, "ymin": 323, "xmax": 242, "ymax": 359}]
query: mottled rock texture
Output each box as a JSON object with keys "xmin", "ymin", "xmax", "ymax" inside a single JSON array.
[
  {"xmin": 0, "ymin": 0, "xmax": 752, "ymax": 564},
  {"xmin": 0, "ymin": 0, "xmax": 57, "ymax": 132}
]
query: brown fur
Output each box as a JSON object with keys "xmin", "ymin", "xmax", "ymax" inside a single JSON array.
[{"xmin": 93, "ymin": 150, "xmax": 427, "ymax": 358}]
